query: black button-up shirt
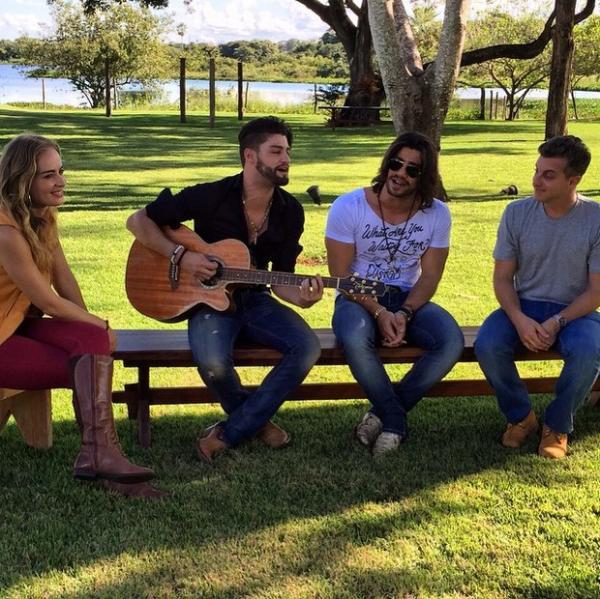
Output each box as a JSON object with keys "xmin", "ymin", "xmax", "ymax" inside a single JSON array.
[{"xmin": 145, "ymin": 173, "xmax": 304, "ymax": 273}]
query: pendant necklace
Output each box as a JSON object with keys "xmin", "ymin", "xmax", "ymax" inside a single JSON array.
[
  {"xmin": 376, "ymin": 192, "xmax": 417, "ymax": 265},
  {"xmin": 243, "ymin": 194, "xmax": 273, "ymax": 244}
]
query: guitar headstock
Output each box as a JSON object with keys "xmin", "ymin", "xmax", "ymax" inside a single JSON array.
[{"xmin": 339, "ymin": 275, "xmax": 387, "ymax": 297}]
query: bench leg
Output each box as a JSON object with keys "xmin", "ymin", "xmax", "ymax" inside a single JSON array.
[
  {"xmin": 137, "ymin": 367, "xmax": 152, "ymax": 448},
  {"xmin": 587, "ymin": 391, "xmax": 600, "ymax": 407},
  {"xmin": 0, "ymin": 390, "xmax": 52, "ymax": 449}
]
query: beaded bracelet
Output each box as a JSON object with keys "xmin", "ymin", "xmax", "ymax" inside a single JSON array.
[{"xmin": 373, "ymin": 306, "xmax": 387, "ymax": 320}]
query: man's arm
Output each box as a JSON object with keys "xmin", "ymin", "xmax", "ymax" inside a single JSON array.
[
  {"xmin": 493, "ymin": 258, "xmax": 550, "ymax": 351},
  {"xmin": 126, "ymin": 208, "xmax": 218, "ymax": 281},
  {"xmin": 539, "ymin": 272, "xmax": 600, "ymax": 346},
  {"xmin": 402, "ymin": 247, "xmax": 448, "ymax": 312},
  {"xmin": 325, "ymin": 236, "xmax": 404, "ymax": 346},
  {"xmin": 388, "ymin": 246, "xmax": 449, "ymax": 344}
]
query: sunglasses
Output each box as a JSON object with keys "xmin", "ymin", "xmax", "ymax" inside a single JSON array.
[{"xmin": 387, "ymin": 157, "xmax": 421, "ymax": 179}]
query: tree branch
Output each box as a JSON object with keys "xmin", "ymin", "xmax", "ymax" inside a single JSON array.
[
  {"xmin": 344, "ymin": 0, "xmax": 361, "ymax": 17},
  {"xmin": 293, "ymin": 0, "xmax": 332, "ymax": 25},
  {"xmin": 458, "ymin": 0, "xmax": 594, "ymax": 67}
]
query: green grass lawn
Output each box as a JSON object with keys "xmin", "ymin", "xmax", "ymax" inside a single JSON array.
[{"xmin": 1, "ymin": 107, "xmax": 599, "ymax": 598}]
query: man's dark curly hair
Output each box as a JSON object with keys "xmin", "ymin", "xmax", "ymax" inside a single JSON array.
[
  {"xmin": 238, "ymin": 116, "xmax": 293, "ymax": 165},
  {"xmin": 538, "ymin": 135, "xmax": 591, "ymax": 177},
  {"xmin": 371, "ymin": 131, "xmax": 439, "ymax": 209}
]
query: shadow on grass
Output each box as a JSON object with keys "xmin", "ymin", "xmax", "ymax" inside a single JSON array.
[{"xmin": 1, "ymin": 394, "xmax": 599, "ymax": 597}]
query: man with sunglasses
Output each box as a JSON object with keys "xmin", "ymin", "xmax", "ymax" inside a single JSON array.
[
  {"xmin": 474, "ymin": 135, "xmax": 600, "ymax": 459},
  {"xmin": 325, "ymin": 131, "xmax": 464, "ymax": 457}
]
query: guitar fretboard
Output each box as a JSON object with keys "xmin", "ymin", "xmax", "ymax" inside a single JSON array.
[{"xmin": 221, "ymin": 268, "xmax": 340, "ymax": 289}]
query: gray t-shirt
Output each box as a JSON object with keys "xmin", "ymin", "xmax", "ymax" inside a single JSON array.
[{"xmin": 494, "ymin": 196, "xmax": 600, "ymax": 304}]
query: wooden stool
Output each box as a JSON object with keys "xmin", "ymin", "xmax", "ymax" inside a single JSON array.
[{"xmin": 0, "ymin": 388, "xmax": 52, "ymax": 448}]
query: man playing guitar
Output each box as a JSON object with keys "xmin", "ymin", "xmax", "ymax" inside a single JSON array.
[{"xmin": 127, "ymin": 116, "xmax": 324, "ymax": 464}]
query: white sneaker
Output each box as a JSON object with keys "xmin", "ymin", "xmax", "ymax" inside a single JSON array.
[
  {"xmin": 355, "ymin": 411, "xmax": 383, "ymax": 447},
  {"xmin": 372, "ymin": 432, "xmax": 403, "ymax": 457}
]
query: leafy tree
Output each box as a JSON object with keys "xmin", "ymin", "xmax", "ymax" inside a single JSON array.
[
  {"xmin": 31, "ymin": 1, "xmax": 169, "ymax": 108},
  {"xmin": 463, "ymin": 10, "xmax": 552, "ymax": 120},
  {"xmin": 219, "ymin": 40, "xmax": 281, "ymax": 64},
  {"xmin": 570, "ymin": 14, "xmax": 600, "ymax": 117},
  {"xmin": 367, "ymin": 0, "xmax": 595, "ymax": 155}
]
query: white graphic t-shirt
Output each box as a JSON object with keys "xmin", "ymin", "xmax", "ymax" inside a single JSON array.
[{"xmin": 325, "ymin": 188, "xmax": 451, "ymax": 289}]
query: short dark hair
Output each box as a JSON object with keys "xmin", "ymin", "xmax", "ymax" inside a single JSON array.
[
  {"xmin": 538, "ymin": 135, "xmax": 591, "ymax": 177},
  {"xmin": 371, "ymin": 131, "xmax": 439, "ymax": 209},
  {"xmin": 238, "ymin": 116, "xmax": 293, "ymax": 165}
]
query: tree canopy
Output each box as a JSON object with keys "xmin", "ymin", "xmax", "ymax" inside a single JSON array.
[{"xmin": 32, "ymin": 1, "xmax": 169, "ymax": 107}]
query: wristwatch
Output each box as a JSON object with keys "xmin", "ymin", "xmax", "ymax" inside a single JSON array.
[{"xmin": 552, "ymin": 313, "xmax": 567, "ymax": 330}]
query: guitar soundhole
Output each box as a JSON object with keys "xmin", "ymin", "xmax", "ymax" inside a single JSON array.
[{"xmin": 199, "ymin": 257, "xmax": 224, "ymax": 288}]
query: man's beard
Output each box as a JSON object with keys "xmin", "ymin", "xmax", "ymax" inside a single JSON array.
[
  {"xmin": 385, "ymin": 177, "xmax": 416, "ymax": 199},
  {"xmin": 257, "ymin": 158, "xmax": 289, "ymax": 186}
]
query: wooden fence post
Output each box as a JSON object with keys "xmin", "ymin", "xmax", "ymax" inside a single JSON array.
[
  {"xmin": 180, "ymin": 56, "xmax": 187, "ymax": 123},
  {"xmin": 209, "ymin": 58, "xmax": 215, "ymax": 128}
]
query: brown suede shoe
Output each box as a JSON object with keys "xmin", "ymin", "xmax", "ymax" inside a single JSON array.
[
  {"xmin": 255, "ymin": 421, "xmax": 291, "ymax": 449},
  {"xmin": 501, "ymin": 410, "xmax": 539, "ymax": 448},
  {"xmin": 196, "ymin": 424, "xmax": 229, "ymax": 464},
  {"xmin": 538, "ymin": 425, "xmax": 568, "ymax": 459}
]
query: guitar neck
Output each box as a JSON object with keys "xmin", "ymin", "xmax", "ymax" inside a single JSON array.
[{"xmin": 221, "ymin": 268, "xmax": 341, "ymax": 290}]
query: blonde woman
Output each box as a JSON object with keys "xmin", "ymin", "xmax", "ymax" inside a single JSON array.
[{"xmin": 0, "ymin": 134, "xmax": 155, "ymax": 493}]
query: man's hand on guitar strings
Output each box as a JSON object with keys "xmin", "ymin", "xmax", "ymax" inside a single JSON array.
[
  {"xmin": 299, "ymin": 275, "xmax": 324, "ymax": 306},
  {"xmin": 181, "ymin": 251, "xmax": 220, "ymax": 281}
]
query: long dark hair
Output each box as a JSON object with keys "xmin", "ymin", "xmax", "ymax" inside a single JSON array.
[{"xmin": 371, "ymin": 132, "xmax": 439, "ymax": 209}]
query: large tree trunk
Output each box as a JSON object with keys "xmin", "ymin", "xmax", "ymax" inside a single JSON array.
[
  {"xmin": 343, "ymin": 4, "xmax": 384, "ymax": 120},
  {"xmin": 368, "ymin": 0, "xmax": 469, "ymax": 147},
  {"xmin": 545, "ymin": 0, "xmax": 576, "ymax": 139},
  {"xmin": 294, "ymin": 0, "xmax": 383, "ymax": 124}
]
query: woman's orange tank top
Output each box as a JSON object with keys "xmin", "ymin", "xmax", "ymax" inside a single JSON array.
[{"xmin": 0, "ymin": 208, "xmax": 32, "ymax": 345}]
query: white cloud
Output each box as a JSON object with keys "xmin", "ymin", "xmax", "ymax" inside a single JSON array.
[
  {"xmin": 0, "ymin": 0, "xmax": 328, "ymax": 42},
  {"xmin": 0, "ymin": 13, "xmax": 47, "ymax": 39},
  {"xmin": 164, "ymin": 0, "xmax": 327, "ymax": 43}
]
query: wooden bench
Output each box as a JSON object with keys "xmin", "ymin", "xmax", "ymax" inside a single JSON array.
[
  {"xmin": 112, "ymin": 327, "xmax": 600, "ymax": 448},
  {"xmin": 0, "ymin": 388, "xmax": 52, "ymax": 448},
  {"xmin": 318, "ymin": 105, "xmax": 391, "ymax": 129}
]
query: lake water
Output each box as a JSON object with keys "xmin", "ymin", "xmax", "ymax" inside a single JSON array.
[
  {"xmin": 1, "ymin": 63, "xmax": 599, "ymax": 107},
  {"xmin": 0, "ymin": 63, "xmax": 318, "ymax": 107}
]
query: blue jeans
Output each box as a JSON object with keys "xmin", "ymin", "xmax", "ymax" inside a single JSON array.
[
  {"xmin": 332, "ymin": 289, "xmax": 464, "ymax": 436},
  {"xmin": 188, "ymin": 288, "xmax": 321, "ymax": 446},
  {"xmin": 474, "ymin": 299, "xmax": 600, "ymax": 434}
]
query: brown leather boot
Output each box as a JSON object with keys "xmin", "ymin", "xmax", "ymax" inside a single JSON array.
[
  {"xmin": 71, "ymin": 354, "xmax": 154, "ymax": 483},
  {"xmin": 196, "ymin": 424, "xmax": 229, "ymax": 464},
  {"xmin": 501, "ymin": 410, "xmax": 539, "ymax": 448},
  {"xmin": 256, "ymin": 421, "xmax": 291, "ymax": 449},
  {"xmin": 538, "ymin": 425, "xmax": 568, "ymax": 459}
]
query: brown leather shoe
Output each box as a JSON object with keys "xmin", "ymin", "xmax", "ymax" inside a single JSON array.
[
  {"xmin": 255, "ymin": 420, "xmax": 291, "ymax": 449},
  {"xmin": 502, "ymin": 410, "xmax": 539, "ymax": 448},
  {"xmin": 538, "ymin": 425, "xmax": 568, "ymax": 459},
  {"xmin": 196, "ymin": 424, "xmax": 229, "ymax": 464}
]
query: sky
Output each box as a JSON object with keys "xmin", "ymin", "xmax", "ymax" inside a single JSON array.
[
  {"xmin": 0, "ymin": 0, "xmax": 329, "ymax": 43},
  {"xmin": 2, "ymin": 0, "xmax": 593, "ymax": 45}
]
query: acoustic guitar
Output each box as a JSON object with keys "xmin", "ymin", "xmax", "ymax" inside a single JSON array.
[{"xmin": 125, "ymin": 224, "xmax": 386, "ymax": 322}]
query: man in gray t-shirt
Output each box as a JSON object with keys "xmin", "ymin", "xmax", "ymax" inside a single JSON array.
[{"xmin": 474, "ymin": 135, "xmax": 600, "ymax": 459}]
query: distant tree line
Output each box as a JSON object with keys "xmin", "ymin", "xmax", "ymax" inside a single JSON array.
[
  {"xmin": 2, "ymin": 0, "xmax": 599, "ymax": 119},
  {"xmin": 0, "ymin": 30, "xmax": 349, "ymax": 82}
]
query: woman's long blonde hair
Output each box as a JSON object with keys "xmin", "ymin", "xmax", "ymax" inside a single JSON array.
[{"xmin": 0, "ymin": 134, "xmax": 60, "ymax": 273}]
